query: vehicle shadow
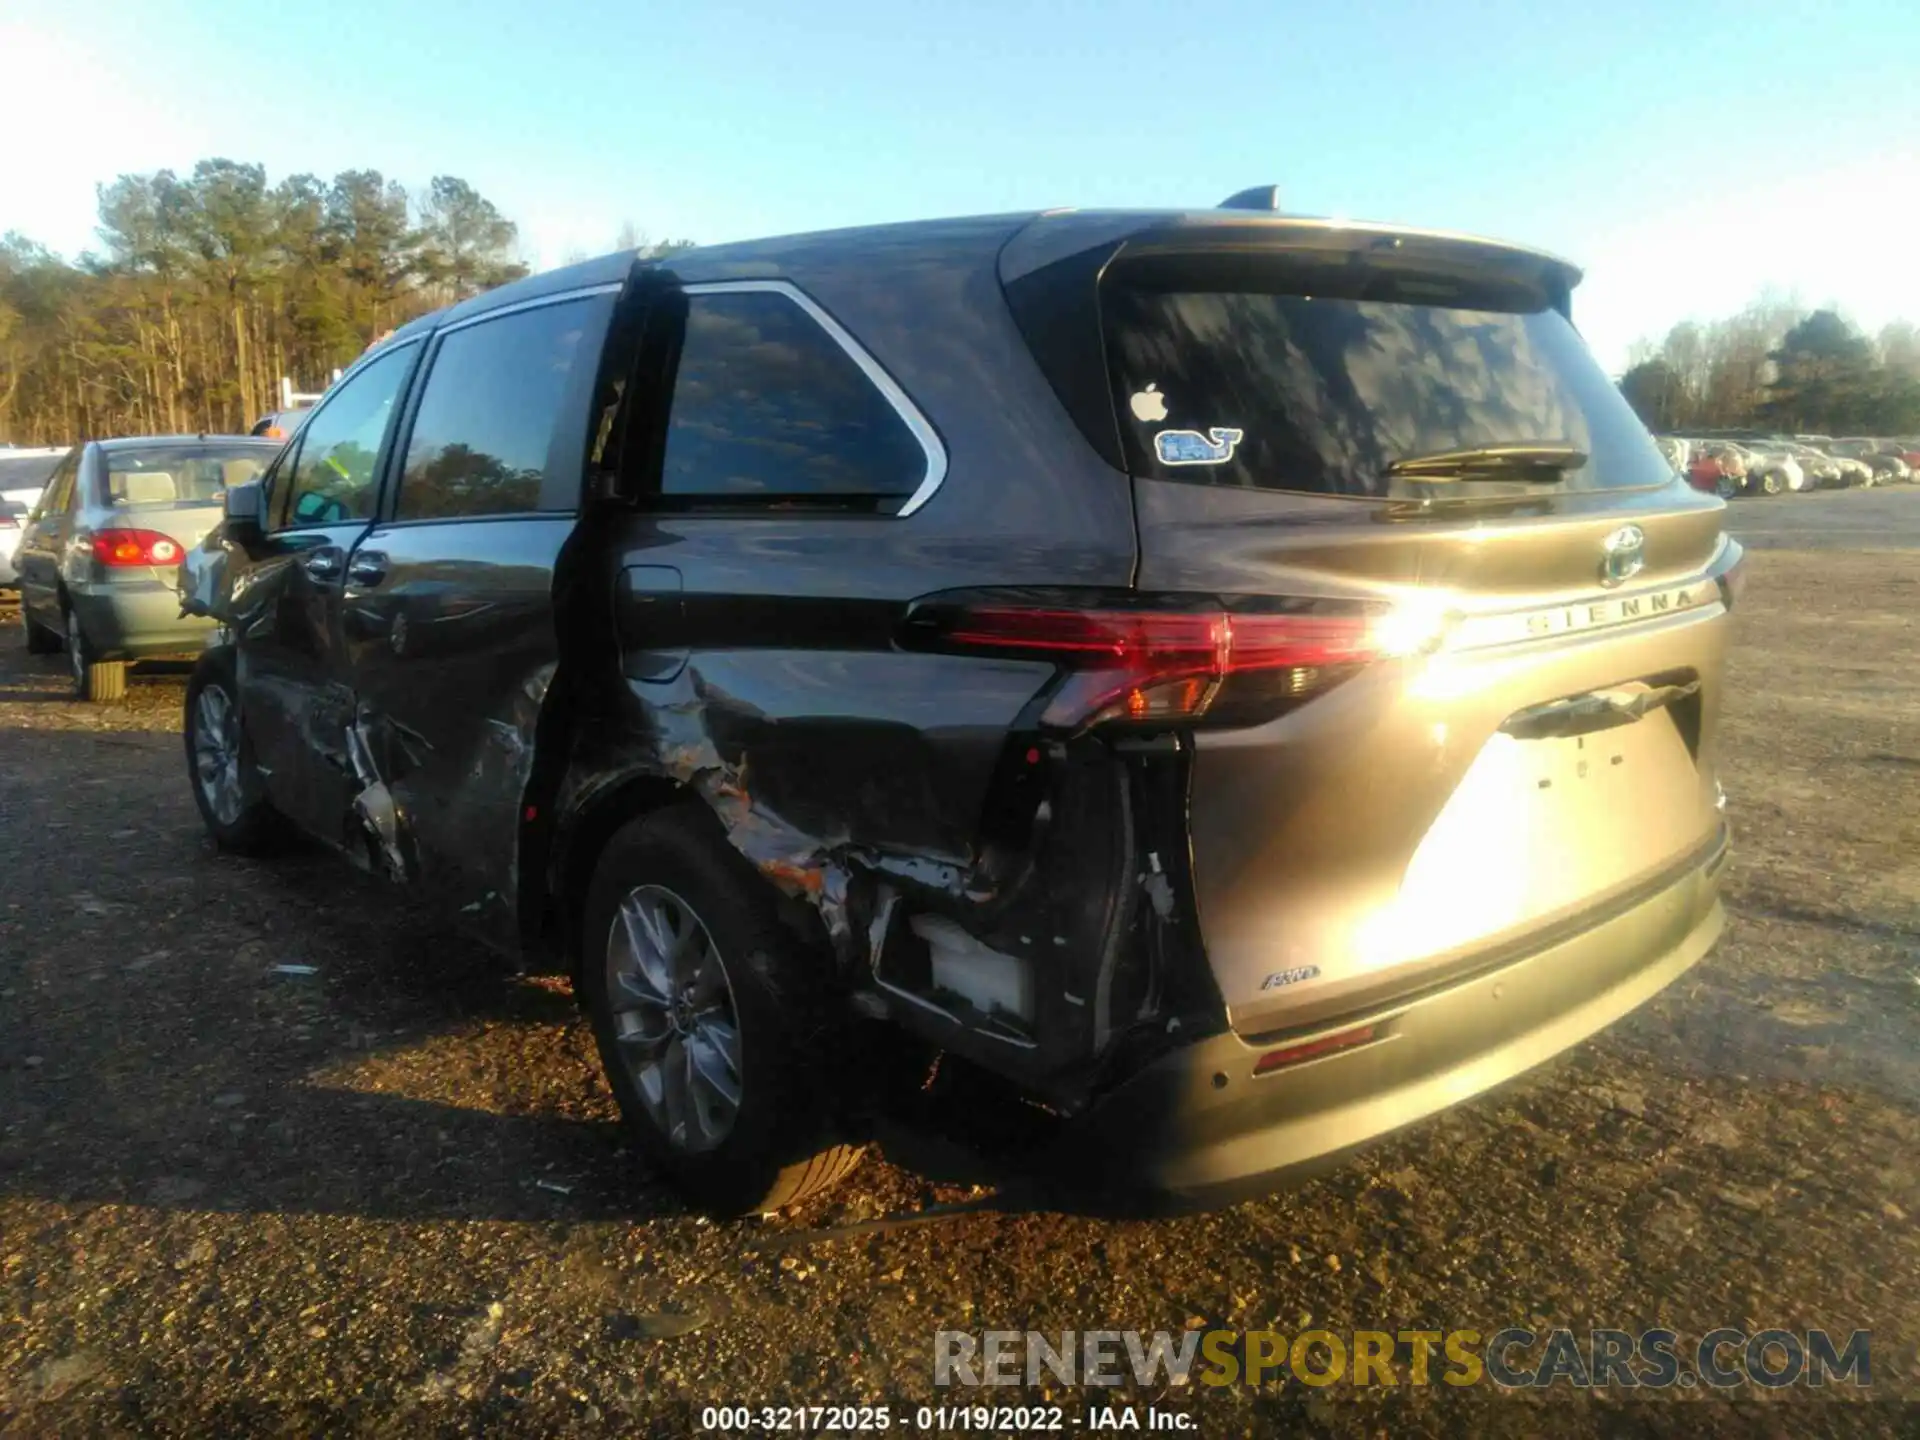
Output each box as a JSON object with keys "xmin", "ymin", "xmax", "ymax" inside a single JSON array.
[
  {"xmin": 0, "ymin": 719, "xmax": 690, "ymax": 1224},
  {"xmin": 0, "ymin": 716, "xmax": 1259, "ymax": 1230}
]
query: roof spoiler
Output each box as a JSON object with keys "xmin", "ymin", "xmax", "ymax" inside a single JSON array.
[{"xmin": 1217, "ymin": 184, "xmax": 1282, "ymax": 212}]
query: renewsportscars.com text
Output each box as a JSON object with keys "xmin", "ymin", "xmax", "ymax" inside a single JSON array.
[{"xmin": 934, "ymin": 1327, "xmax": 1871, "ymax": 1390}]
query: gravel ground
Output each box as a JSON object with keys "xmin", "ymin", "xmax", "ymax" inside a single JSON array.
[
  {"xmin": 3, "ymin": 503, "xmax": 1918, "ymax": 1435},
  {"xmin": 1727, "ymin": 483, "xmax": 1920, "ymax": 550}
]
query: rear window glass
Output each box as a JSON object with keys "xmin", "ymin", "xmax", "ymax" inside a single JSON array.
[
  {"xmin": 0, "ymin": 453, "xmax": 65, "ymax": 493},
  {"xmin": 1103, "ymin": 279, "xmax": 1672, "ymax": 498},
  {"xmin": 102, "ymin": 446, "xmax": 272, "ymax": 508}
]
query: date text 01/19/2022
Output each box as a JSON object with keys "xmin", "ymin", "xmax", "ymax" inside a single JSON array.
[{"xmin": 698, "ymin": 1404, "xmax": 1197, "ymax": 1431}]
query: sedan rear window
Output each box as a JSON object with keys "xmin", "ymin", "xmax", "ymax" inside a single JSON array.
[
  {"xmin": 1103, "ymin": 275, "xmax": 1672, "ymax": 498},
  {"xmin": 0, "ymin": 453, "xmax": 65, "ymax": 493},
  {"xmin": 103, "ymin": 446, "xmax": 273, "ymax": 509}
]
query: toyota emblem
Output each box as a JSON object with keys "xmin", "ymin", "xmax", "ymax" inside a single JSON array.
[{"xmin": 1600, "ymin": 525, "xmax": 1646, "ymax": 587}]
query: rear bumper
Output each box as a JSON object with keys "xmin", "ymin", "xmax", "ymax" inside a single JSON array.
[
  {"xmin": 1059, "ymin": 826, "xmax": 1727, "ymax": 1208},
  {"xmin": 69, "ymin": 582, "xmax": 213, "ymax": 660}
]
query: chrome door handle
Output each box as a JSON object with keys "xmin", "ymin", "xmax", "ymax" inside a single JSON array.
[
  {"xmin": 346, "ymin": 551, "xmax": 388, "ymax": 587},
  {"xmin": 302, "ymin": 547, "xmax": 343, "ymax": 582}
]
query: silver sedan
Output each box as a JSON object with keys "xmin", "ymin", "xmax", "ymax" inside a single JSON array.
[{"xmin": 15, "ymin": 436, "xmax": 280, "ymax": 700}]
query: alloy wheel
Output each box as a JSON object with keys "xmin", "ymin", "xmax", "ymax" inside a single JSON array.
[
  {"xmin": 604, "ymin": 884, "xmax": 743, "ymax": 1154},
  {"xmin": 192, "ymin": 684, "xmax": 245, "ymax": 826}
]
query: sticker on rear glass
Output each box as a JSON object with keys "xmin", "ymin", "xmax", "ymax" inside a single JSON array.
[
  {"xmin": 1129, "ymin": 384, "xmax": 1170, "ymax": 422},
  {"xmin": 1155, "ymin": 427, "xmax": 1244, "ymax": 466}
]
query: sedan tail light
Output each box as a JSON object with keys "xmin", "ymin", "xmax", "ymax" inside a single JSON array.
[
  {"xmin": 902, "ymin": 589, "xmax": 1428, "ymax": 732},
  {"xmin": 90, "ymin": 528, "xmax": 185, "ymax": 567}
]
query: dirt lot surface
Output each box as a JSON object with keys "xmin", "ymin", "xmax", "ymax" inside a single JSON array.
[
  {"xmin": 3, "ymin": 495, "xmax": 1918, "ymax": 1435},
  {"xmin": 1727, "ymin": 483, "xmax": 1920, "ymax": 551}
]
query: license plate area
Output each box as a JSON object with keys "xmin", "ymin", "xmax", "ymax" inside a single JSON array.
[{"xmin": 1383, "ymin": 712, "xmax": 1707, "ymax": 963}]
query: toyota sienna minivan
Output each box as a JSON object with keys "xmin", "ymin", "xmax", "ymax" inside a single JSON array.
[{"xmin": 178, "ymin": 195, "xmax": 1740, "ymax": 1214}]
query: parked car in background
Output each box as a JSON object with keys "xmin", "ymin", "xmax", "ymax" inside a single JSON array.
[
  {"xmin": 1779, "ymin": 441, "xmax": 1846, "ymax": 488},
  {"xmin": 1737, "ymin": 442, "xmax": 1808, "ymax": 495},
  {"xmin": 176, "ymin": 205, "xmax": 1739, "ymax": 1215},
  {"xmin": 1831, "ymin": 439, "xmax": 1913, "ymax": 483},
  {"xmin": 1654, "ymin": 435, "xmax": 1689, "ymax": 476},
  {"xmin": 1829, "ymin": 454, "xmax": 1877, "ymax": 487},
  {"xmin": 1683, "ymin": 440, "xmax": 1744, "ymax": 498},
  {"xmin": 1694, "ymin": 439, "xmax": 1784, "ymax": 496},
  {"xmin": 0, "ymin": 498, "xmax": 30, "ymax": 585},
  {"xmin": 0, "ymin": 445, "xmax": 70, "ymax": 512},
  {"xmin": 250, "ymin": 405, "xmax": 315, "ymax": 442},
  {"xmin": 16, "ymin": 435, "xmax": 280, "ymax": 699}
]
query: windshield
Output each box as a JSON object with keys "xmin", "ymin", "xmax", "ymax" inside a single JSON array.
[
  {"xmin": 101, "ymin": 444, "xmax": 273, "ymax": 509},
  {"xmin": 1103, "ymin": 272, "xmax": 1672, "ymax": 498}
]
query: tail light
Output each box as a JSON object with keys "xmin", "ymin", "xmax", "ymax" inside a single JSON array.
[
  {"xmin": 903, "ymin": 589, "xmax": 1436, "ymax": 731},
  {"xmin": 90, "ymin": 528, "xmax": 184, "ymax": 567}
]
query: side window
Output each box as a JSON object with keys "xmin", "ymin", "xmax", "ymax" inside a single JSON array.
[
  {"xmin": 659, "ymin": 288, "xmax": 930, "ymax": 505},
  {"xmin": 280, "ymin": 342, "xmax": 418, "ymax": 529},
  {"xmin": 395, "ymin": 297, "xmax": 600, "ymax": 520},
  {"xmin": 32, "ymin": 453, "xmax": 77, "ymax": 520}
]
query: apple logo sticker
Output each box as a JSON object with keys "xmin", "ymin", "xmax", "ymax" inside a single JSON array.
[{"xmin": 1129, "ymin": 384, "xmax": 1169, "ymax": 423}]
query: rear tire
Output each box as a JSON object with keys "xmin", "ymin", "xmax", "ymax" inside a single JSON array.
[
  {"xmin": 184, "ymin": 649, "xmax": 286, "ymax": 853},
  {"xmin": 581, "ymin": 804, "xmax": 864, "ymax": 1216},
  {"xmin": 21, "ymin": 601, "xmax": 60, "ymax": 654},
  {"xmin": 66, "ymin": 608, "xmax": 126, "ymax": 701}
]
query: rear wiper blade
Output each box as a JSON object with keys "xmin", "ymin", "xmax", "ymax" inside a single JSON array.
[
  {"xmin": 1386, "ymin": 443, "xmax": 1588, "ymax": 482},
  {"xmin": 1375, "ymin": 493, "xmax": 1560, "ymax": 522}
]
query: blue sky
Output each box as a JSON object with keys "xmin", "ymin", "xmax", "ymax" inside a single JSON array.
[{"xmin": 4, "ymin": 0, "xmax": 1917, "ymax": 371}]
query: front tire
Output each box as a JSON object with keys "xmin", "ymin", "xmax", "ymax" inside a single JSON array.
[
  {"xmin": 1758, "ymin": 470, "xmax": 1784, "ymax": 497},
  {"xmin": 184, "ymin": 649, "xmax": 285, "ymax": 853},
  {"xmin": 581, "ymin": 805, "xmax": 864, "ymax": 1215},
  {"xmin": 66, "ymin": 606, "xmax": 126, "ymax": 701}
]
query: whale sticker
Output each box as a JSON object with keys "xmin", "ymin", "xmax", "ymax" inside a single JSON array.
[{"xmin": 1154, "ymin": 427, "xmax": 1244, "ymax": 466}]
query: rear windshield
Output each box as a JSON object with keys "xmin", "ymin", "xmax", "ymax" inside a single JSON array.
[
  {"xmin": 0, "ymin": 452, "xmax": 65, "ymax": 493},
  {"xmin": 1103, "ymin": 268, "xmax": 1672, "ymax": 498},
  {"xmin": 101, "ymin": 445, "xmax": 272, "ymax": 509}
]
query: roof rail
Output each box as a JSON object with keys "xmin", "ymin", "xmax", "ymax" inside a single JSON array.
[{"xmin": 1217, "ymin": 184, "xmax": 1282, "ymax": 211}]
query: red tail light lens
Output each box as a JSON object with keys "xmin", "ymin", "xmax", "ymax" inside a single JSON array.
[
  {"xmin": 90, "ymin": 528, "xmax": 184, "ymax": 567},
  {"xmin": 907, "ymin": 592, "xmax": 1385, "ymax": 731}
]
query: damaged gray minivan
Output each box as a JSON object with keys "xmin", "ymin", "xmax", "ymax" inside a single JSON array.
[{"xmin": 180, "ymin": 197, "xmax": 1740, "ymax": 1215}]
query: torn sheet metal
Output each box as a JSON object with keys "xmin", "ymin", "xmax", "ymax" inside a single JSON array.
[
  {"xmin": 346, "ymin": 713, "xmax": 413, "ymax": 883},
  {"xmin": 568, "ymin": 657, "xmax": 1156, "ymax": 1081},
  {"xmin": 178, "ymin": 529, "xmax": 236, "ymax": 623}
]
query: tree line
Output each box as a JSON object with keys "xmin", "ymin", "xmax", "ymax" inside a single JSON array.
[
  {"xmin": 1618, "ymin": 296, "xmax": 1920, "ymax": 437},
  {"xmin": 0, "ymin": 159, "xmax": 690, "ymax": 444}
]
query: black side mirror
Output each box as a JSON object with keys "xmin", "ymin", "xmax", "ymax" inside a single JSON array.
[{"xmin": 223, "ymin": 479, "xmax": 267, "ymax": 551}]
